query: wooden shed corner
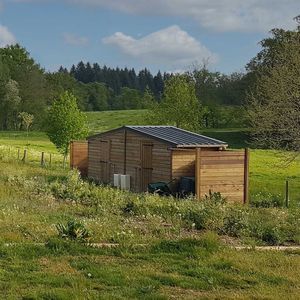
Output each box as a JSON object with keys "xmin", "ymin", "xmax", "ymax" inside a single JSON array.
[
  {"xmin": 70, "ymin": 140, "xmax": 88, "ymax": 176},
  {"xmin": 195, "ymin": 148, "xmax": 249, "ymax": 203}
]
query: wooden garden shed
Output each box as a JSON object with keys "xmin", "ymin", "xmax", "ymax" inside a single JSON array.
[{"xmin": 75, "ymin": 126, "xmax": 249, "ymax": 203}]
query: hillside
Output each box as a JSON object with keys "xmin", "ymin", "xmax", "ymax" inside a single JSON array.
[{"xmin": 86, "ymin": 110, "xmax": 149, "ymax": 134}]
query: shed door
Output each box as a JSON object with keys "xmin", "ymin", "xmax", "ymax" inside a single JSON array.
[
  {"xmin": 100, "ymin": 140, "xmax": 110, "ymax": 183},
  {"xmin": 141, "ymin": 143, "xmax": 153, "ymax": 191}
]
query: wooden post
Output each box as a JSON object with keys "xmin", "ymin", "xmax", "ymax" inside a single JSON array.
[
  {"xmin": 243, "ymin": 148, "xmax": 250, "ymax": 204},
  {"xmin": 49, "ymin": 153, "xmax": 52, "ymax": 167},
  {"xmin": 195, "ymin": 148, "xmax": 201, "ymax": 200},
  {"xmin": 22, "ymin": 149, "xmax": 27, "ymax": 163},
  {"xmin": 123, "ymin": 128, "xmax": 127, "ymax": 174},
  {"xmin": 41, "ymin": 152, "xmax": 45, "ymax": 167},
  {"xmin": 285, "ymin": 180, "xmax": 289, "ymax": 208},
  {"xmin": 17, "ymin": 149, "xmax": 20, "ymax": 160},
  {"xmin": 70, "ymin": 142, "xmax": 73, "ymax": 168}
]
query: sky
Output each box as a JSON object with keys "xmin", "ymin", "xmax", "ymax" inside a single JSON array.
[{"xmin": 0, "ymin": 0, "xmax": 299, "ymax": 74}]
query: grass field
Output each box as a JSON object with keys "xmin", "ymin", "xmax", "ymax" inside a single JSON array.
[
  {"xmin": 0, "ymin": 109, "xmax": 300, "ymax": 298},
  {"xmin": 0, "ymin": 160, "xmax": 299, "ymax": 298},
  {"xmin": 87, "ymin": 110, "xmax": 149, "ymax": 134}
]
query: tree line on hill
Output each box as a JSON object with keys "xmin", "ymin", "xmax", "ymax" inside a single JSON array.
[
  {"xmin": 65, "ymin": 61, "xmax": 248, "ymax": 106},
  {"xmin": 0, "ymin": 44, "xmax": 252, "ymax": 131}
]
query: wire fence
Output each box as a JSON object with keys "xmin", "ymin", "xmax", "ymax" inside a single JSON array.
[{"xmin": 0, "ymin": 145, "xmax": 67, "ymax": 169}]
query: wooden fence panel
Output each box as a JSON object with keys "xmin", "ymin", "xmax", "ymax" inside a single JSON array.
[
  {"xmin": 70, "ymin": 141, "xmax": 88, "ymax": 176},
  {"xmin": 196, "ymin": 149, "xmax": 249, "ymax": 203}
]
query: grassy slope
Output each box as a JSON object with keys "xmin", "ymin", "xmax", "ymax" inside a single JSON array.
[
  {"xmin": 87, "ymin": 109, "xmax": 149, "ymax": 134},
  {"xmin": 0, "ymin": 161, "xmax": 299, "ymax": 299}
]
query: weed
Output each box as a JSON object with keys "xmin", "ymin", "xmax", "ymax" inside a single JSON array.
[{"xmin": 56, "ymin": 220, "xmax": 91, "ymax": 242}]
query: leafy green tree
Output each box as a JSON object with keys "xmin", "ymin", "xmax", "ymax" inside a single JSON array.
[
  {"xmin": 247, "ymin": 26, "xmax": 300, "ymax": 158},
  {"xmin": 192, "ymin": 66, "xmax": 221, "ymax": 105},
  {"xmin": 113, "ymin": 87, "xmax": 142, "ymax": 110},
  {"xmin": 18, "ymin": 112, "xmax": 34, "ymax": 137},
  {"xmin": 85, "ymin": 82, "xmax": 109, "ymax": 111},
  {"xmin": 0, "ymin": 44, "xmax": 48, "ymax": 127},
  {"xmin": 142, "ymin": 87, "xmax": 155, "ymax": 108},
  {"xmin": 148, "ymin": 75, "xmax": 202, "ymax": 130},
  {"xmin": 1, "ymin": 79, "xmax": 21, "ymax": 130},
  {"xmin": 46, "ymin": 91, "xmax": 89, "ymax": 166}
]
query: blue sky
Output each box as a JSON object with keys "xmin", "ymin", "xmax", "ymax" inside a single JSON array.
[{"xmin": 0, "ymin": 0, "xmax": 299, "ymax": 74}]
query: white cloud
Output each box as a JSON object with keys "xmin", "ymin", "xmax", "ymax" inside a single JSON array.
[
  {"xmin": 63, "ymin": 32, "xmax": 88, "ymax": 46},
  {"xmin": 0, "ymin": 24, "xmax": 16, "ymax": 47},
  {"xmin": 68, "ymin": 0, "xmax": 299, "ymax": 32},
  {"xmin": 103, "ymin": 25, "xmax": 217, "ymax": 70},
  {"xmin": 13, "ymin": 0, "xmax": 300, "ymax": 32}
]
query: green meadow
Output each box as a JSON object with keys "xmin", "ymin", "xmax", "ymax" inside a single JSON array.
[{"xmin": 0, "ymin": 109, "xmax": 299, "ymax": 298}]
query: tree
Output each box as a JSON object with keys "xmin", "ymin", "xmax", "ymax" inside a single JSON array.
[
  {"xmin": 113, "ymin": 87, "xmax": 142, "ymax": 110},
  {"xmin": 18, "ymin": 112, "xmax": 34, "ymax": 135},
  {"xmin": 141, "ymin": 87, "xmax": 155, "ymax": 108},
  {"xmin": 85, "ymin": 82, "xmax": 109, "ymax": 111},
  {"xmin": 148, "ymin": 75, "xmax": 202, "ymax": 130},
  {"xmin": 46, "ymin": 91, "xmax": 89, "ymax": 166},
  {"xmin": 247, "ymin": 26, "xmax": 300, "ymax": 158},
  {"xmin": 0, "ymin": 44, "xmax": 49, "ymax": 127},
  {"xmin": 1, "ymin": 79, "xmax": 21, "ymax": 130}
]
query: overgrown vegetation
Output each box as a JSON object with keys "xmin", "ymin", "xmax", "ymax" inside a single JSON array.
[
  {"xmin": 1, "ymin": 165, "xmax": 298, "ymax": 246},
  {"xmin": 0, "ymin": 160, "xmax": 299, "ymax": 298}
]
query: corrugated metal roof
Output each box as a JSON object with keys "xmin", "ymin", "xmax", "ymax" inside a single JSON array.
[{"xmin": 125, "ymin": 126, "xmax": 227, "ymax": 148}]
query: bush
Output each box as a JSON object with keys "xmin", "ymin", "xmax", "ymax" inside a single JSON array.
[
  {"xmin": 183, "ymin": 202, "xmax": 225, "ymax": 231},
  {"xmin": 222, "ymin": 207, "xmax": 249, "ymax": 237},
  {"xmin": 247, "ymin": 209, "xmax": 287, "ymax": 245},
  {"xmin": 261, "ymin": 226, "xmax": 282, "ymax": 245}
]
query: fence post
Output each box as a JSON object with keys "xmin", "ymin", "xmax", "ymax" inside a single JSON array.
[
  {"xmin": 17, "ymin": 149, "xmax": 20, "ymax": 160},
  {"xmin": 41, "ymin": 152, "xmax": 45, "ymax": 167},
  {"xmin": 49, "ymin": 153, "xmax": 52, "ymax": 167},
  {"xmin": 285, "ymin": 180, "xmax": 289, "ymax": 208},
  {"xmin": 195, "ymin": 148, "xmax": 201, "ymax": 200},
  {"xmin": 243, "ymin": 148, "xmax": 250, "ymax": 204},
  {"xmin": 22, "ymin": 149, "xmax": 27, "ymax": 163}
]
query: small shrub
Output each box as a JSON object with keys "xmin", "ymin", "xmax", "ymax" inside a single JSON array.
[
  {"xmin": 56, "ymin": 220, "xmax": 91, "ymax": 242},
  {"xmin": 247, "ymin": 209, "xmax": 287, "ymax": 245},
  {"xmin": 261, "ymin": 226, "xmax": 282, "ymax": 245},
  {"xmin": 222, "ymin": 207, "xmax": 249, "ymax": 237},
  {"xmin": 204, "ymin": 190, "xmax": 227, "ymax": 205},
  {"xmin": 183, "ymin": 203, "xmax": 225, "ymax": 231}
]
